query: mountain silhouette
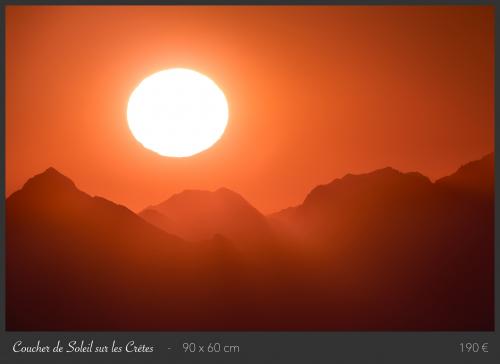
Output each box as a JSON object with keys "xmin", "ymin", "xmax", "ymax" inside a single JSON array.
[
  {"xmin": 436, "ymin": 152, "xmax": 494, "ymax": 195},
  {"xmin": 6, "ymin": 154, "xmax": 494, "ymax": 331},
  {"xmin": 140, "ymin": 187, "xmax": 273, "ymax": 244},
  {"xmin": 270, "ymin": 166, "xmax": 434, "ymax": 240},
  {"xmin": 6, "ymin": 168, "xmax": 260, "ymax": 330},
  {"xmin": 269, "ymin": 154, "xmax": 494, "ymax": 330}
]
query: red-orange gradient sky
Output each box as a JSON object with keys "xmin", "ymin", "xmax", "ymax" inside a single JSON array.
[{"xmin": 6, "ymin": 6, "xmax": 493, "ymax": 214}]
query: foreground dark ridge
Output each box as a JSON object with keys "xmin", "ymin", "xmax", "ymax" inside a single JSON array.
[{"xmin": 6, "ymin": 152, "xmax": 494, "ymax": 330}]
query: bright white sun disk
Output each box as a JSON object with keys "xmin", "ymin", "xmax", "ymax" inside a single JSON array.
[{"xmin": 127, "ymin": 68, "xmax": 229, "ymax": 157}]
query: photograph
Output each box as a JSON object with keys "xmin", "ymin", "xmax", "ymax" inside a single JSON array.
[{"xmin": 5, "ymin": 5, "xmax": 494, "ymax": 332}]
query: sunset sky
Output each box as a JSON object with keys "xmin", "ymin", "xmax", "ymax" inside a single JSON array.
[{"xmin": 6, "ymin": 5, "xmax": 493, "ymax": 214}]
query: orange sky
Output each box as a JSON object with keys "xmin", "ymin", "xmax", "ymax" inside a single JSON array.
[{"xmin": 6, "ymin": 5, "xmax": 494, "ymax": 214}]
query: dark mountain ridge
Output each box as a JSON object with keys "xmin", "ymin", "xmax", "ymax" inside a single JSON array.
[
  {"xmin": 6, "ymin": 168, "xmax": 261, "ymax": 330},
  {"xmin": 6, "ymin": 153, "xmax": 494, "ymax": 330},
  {"xmin": 268, "ymin": 153, "xmax": 493, "ymax": 330}
]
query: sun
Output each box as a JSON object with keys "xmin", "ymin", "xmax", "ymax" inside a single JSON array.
[{"xmin": 127, "ymin": 68, "xmax": 229, "ymax": 157}]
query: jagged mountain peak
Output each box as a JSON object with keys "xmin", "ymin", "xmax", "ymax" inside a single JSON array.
[{"xmin": 20, "ymin": 167, "xmax": 77, "ymax": 195}]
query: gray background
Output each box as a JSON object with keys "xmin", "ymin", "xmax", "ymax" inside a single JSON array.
[{"xmin": 0, "ymin": 1, "xmax": 498, "ymax": 363}]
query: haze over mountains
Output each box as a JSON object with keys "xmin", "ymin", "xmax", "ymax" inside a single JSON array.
[
  {"xmin": 6, "ymin": 153, "xmax": 494, "ymax": 331},
  {"xmin": 140, "ymin": 188, "xmax": 272, "ymax": 243}
]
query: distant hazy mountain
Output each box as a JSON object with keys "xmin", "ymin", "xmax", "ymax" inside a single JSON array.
[
  {"xmin": 140, "ymin": 188, "xmax": 272, "ymax": 243},
  {"xmin": 6, "ymin": 153, "xmax": 494, "ymax": 331}
]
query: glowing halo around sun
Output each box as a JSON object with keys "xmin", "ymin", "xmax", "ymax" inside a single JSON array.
[{"xmin": 127, "ymin": 68, "xmax": 229, "ymax": 157}]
